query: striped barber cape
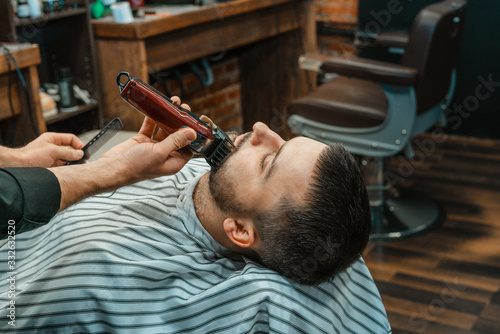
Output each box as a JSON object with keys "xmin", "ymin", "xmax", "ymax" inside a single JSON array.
[{"xmin": 0, "ymin": 158, "xmax": 391, "ymax": 333}]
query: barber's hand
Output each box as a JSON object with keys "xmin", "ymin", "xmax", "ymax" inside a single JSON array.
[
  {"xmin": 16, "ymin": 132, "xmax": 85, "ymax": 167},
  {"xmin": 99, "ymin": 97, "xmax": 197, "ymax": 181}
]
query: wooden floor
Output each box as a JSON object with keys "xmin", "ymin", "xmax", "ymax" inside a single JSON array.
[{"xmin": 363, "ymin": 134, "xmax": 500, "ymax": 334}]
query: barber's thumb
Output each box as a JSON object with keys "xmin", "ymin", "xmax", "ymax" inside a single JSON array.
[
  {"xmin": 182, "ymin": 128, "xmax": 197, "ymax": 142},
  {"xmin": 173, "ymin": 128, "xmax": 196, "ymax": 149},
  {"xmin": 71, "ymin": 149, "xmax": 85, "ymax": 160}
]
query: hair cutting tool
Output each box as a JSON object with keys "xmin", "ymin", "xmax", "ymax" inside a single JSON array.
[
  {"xmin": 65, "ymin": 117, "xmax": 124, "ymax": 165},
  {"xmin": 116, "ymin": 71, "xmax": 235, "ymax": 169}
]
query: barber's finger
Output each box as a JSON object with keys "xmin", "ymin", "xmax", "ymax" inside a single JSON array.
[
  {"xmin": 154, "ymin": 128, "xmax": 169, "ymax": 141},
  {"xmin": 50, "ymin": 133, "xmax": 85, "ymax": 149},
  {"xmin": 53, "ymin": 146, "xmax": 85, "ymax": 162},
  {"xmin": 176, "ymin": 146, "xmax": 194, "ymax": 161},
  {"xmin": 171, "ymin": 96, "xmax": 191, "ymax": 111},
  {"xmin": 158, "ymin": 127, "xmax": 196, "ymax": 155},
  {"xmin": 160, "ymin": 150, "xmax": 193, "ymax": 174},
  {"xmin": 138, "ymin": 117, "xmax": 157, "ymax": 137},
  {"xmin": 171, "ymin": 96, "xmax": 180, "ymax": 104}
]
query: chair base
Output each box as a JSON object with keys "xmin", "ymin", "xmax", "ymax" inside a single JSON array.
[{"xmin": 370, "ymin": 189, "xmax": 445, "ymax": 240}]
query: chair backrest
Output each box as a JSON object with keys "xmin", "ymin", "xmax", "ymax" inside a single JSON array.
[{"xmin": 401, "ymin": 0, "xmax": 467, "ymax": 113}]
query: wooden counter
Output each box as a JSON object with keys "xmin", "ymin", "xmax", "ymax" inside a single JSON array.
[
  {"xmin": 0, "ymin": 43, "xmax": 46, "ymax": 145},
  {"xmin": 92, "ymin": 0, "xmax": 316, "ymax": 132}
]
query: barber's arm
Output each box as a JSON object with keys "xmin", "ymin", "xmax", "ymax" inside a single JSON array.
[
  {"xmin": 0, "ymin": 132, "xmax": 85, "ymax": 167},
  {"xmin": 49, "ymin": 116, "xmax": 196, "ymax": 212},
  {"xmin": 1, "ymin": 98, "xmax": 195, "ymax": 235},
  {"xmin": 0, "ymin": 117, "xmax": 195, "ymax": 237},
  {"xmin": 0, "ymin": 167, "xmax": 61, "ymax": 236},
  {"xmin": 0, "ymin": 132, "xmax": 83, "ymax": 237}
]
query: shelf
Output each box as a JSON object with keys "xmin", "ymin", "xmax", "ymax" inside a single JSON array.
[
  {"xmin": 44, "ymin": 102, "xmax": 98, "ymax": 125},
  {"xmin": 0, "ymin": 0, "xmax": 101, "ymax": 137},
  {"xmin": 14, "ymin": 8, "xmax": 87, "ymax": 27}
]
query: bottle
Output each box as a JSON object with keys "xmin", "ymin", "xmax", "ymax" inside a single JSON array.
[
  {"xmin": 57, "ymin": 67, "xmax": 78, "ymax": 112},
  {"xmin": 43, "ymin": 0, "xmax": 59, "ymax": 13},
  {"xmin": 91, "ymin": 0, "xmax": 105, "ymax": 19},
  {"xmin": 27, "ymin": 0, "xmax": 42, "ymax": 18},
  {"xmin": 17, "ymin": 0, "xmax": 30, "ymax": 17}
]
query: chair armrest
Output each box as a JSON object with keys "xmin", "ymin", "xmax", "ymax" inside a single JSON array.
[
  {"xmin": 299, "ymin": 53, "xmax": 418, "ymax": 86},
  {"xmin": 375, "ymin": 32, "xmax": 409, "ymax": 48}
]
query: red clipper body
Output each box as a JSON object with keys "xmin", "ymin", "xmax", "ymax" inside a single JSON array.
[{"xmin": 117, "ymin": 72, "xmax": 235, "ymax": 169}]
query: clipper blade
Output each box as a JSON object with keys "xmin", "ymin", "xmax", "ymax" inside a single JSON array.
[{"xmin": 203, "ymin": 138, "xmax": 235, "ymax": 169}]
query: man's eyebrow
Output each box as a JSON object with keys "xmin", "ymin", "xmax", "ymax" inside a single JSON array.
[{"xmin": 265, "ymin": 139, "xmax": 292, "ymax": 181}]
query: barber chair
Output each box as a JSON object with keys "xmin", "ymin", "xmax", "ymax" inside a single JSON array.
[{"xmin": 287, "ymin": 0, "xmax": 467, "ymax": 239}]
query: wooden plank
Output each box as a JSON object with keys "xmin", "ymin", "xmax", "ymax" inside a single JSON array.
[
  {"xmin": 376, "ymin": 281, "xmax": 485, "ymax": 315},
  {"xmin": 0, "ymin": 0, "xmax": 16, "ymax": 42},
  {"xmin": 27, "ymin": 65, "xmax": 46, "ymax": 135},
  {"xmin": 94, "ymin": 0, "xmax": 315, "ymax": 132},
  {"xmin": 416, "ymin": 133, "xmax": 500, "ymax": 150},
  {"xmin": 378, "ymin": 220, "xmax": 500, "ymax": 268},
  {"xmin": 0, "ymin": 73, "xmax": 22, "ymax": 120},
  {"xmin": 95, "ymin": 39, "xmax": 148, "ymax": 131},
  {"xmin": 405, "ymin": 173, "xmax": 500, "ymax": 204},
  {"xmin": 0, "ymin": 67, "xmax": 44, "ymax": 145},
  {"xmin": 380, "ymin": 295, "xmax": 478, "ymax": 330},
  {"xmin": 92, "ymin": 0, "xmax": 294, "ymax": 39},
  {"xmin": 387, "ymin": 311, "xmax": 481, "ymax": 334},
  {"xmin": 0, "ymin": 44, "xmax": 44, "ymax": 144},
  {"xmin": 365, "ymin": 251, "xmax": 500, "ymax": 292},
  {"xmin": 480, "ymin": 303, "xmax": 500, "ymax": 321},
  {"xmin": 388, "ymin": 272, "xmax": 493, "ymax": 304},
  {"xmin": 237, "ymin": 0, "xmax": 316, "ymax": 133},
  {"xmin": 0, "ymin": 44, "xmax": 40, "ymax": 74},
  {"xmin": 364, "ymin": 136, "xmax": 500, "ymax": 333},
  {"xmin": 471, "ymin": 317, "xmax": 500, "ymax": 334},
  {"xmin": 437, "ymin": 259, "xmax": 500, "ymax": 281},
  {"xmin": 145, "ymin": 1, "xmax": 301, "ymax": 72},
  {"xmin": 366, "ymin": 265, "xmax": 396, "ymax": 282}
]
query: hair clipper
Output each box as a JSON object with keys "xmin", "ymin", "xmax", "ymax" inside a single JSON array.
[{"xmin": 116, "ymin": 72, "xmax": 235, "ymax": 169}]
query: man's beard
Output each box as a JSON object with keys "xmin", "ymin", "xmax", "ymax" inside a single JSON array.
[{"xmin": 208, "ymin": 132, "xmax": 252, "ymax": 214}]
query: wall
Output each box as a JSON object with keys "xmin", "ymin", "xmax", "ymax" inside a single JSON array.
[
  {"xmin": 151, "ymin": 1, "xmax": 500, "ymax": 141},
  {"xmin": 149, "ymin": 1, "xmax": 359, "ymax": 133},
  {"xmin": 447, "ymin": 0, "xmax": 500, "ymax": 139},
  {"xmin": 356, "ymin": 0, "xmax": 500, "ymax": 140},
  {"xmin": 315, "ymin": 0, "xmax": 358, "ymax": 28},
  {"xmin": 316, "ymin": 0, "xmax": 500, "ymax": 140},
  {"xmin": 315, "ymin": 0, "xmax": 358, "ymax": 58},
  {"xmin": 152, "ymin": 56, "xmax": 243, "ymax": 133}
]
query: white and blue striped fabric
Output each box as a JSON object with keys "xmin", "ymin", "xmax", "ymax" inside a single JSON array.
[{"xmin": 0, "ymin": 159, "xmax": 391, "ymax": 333}]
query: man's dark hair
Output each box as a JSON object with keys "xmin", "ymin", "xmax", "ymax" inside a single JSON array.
[{"xmin": 253, "ymin": 144, "xmax": 371, "ymax": 285}]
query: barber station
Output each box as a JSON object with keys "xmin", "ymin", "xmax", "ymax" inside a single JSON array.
[{"xmin": 0, "ymin": 0, "xmax": 499, "ymax": 332}]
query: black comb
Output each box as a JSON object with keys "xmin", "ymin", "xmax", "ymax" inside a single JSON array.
[
  {"xmin": 65, "ymin": 118, "xmax": 124, "ymax": 165},
  {"xmin": 203, "ymin": 135, "xmax": 235, "ymax": 169}
]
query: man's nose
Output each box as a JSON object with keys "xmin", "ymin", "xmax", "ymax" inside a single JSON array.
[{"xmin": 250, "ymin": 122, "xmax": 284, "ymax": 148}]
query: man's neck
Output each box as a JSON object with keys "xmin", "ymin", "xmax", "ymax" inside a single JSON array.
[{"xmin": 193, "ymin": 173, "xmax": 234, "ymax": 251}]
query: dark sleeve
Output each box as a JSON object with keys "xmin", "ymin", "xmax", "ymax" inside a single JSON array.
[{"xmin": 0, "ymin": 167, "xmax": 61, "ymax": 237}]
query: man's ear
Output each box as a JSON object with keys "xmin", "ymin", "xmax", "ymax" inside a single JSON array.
[{"xmin": 223, "ymin": 217, "xmax": 256, "ymax": 248}]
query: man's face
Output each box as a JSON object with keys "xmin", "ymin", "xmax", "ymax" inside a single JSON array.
[{"xmin": 209, "ymin": 122, "xmax": 327, "ymax": 216}]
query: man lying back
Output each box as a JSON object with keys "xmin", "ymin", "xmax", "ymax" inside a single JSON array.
[
  {"xmin": 1, "ymin": 100, "xmax": 370, "ymax": 285},
  {"xmin": 0, "ymin": 101, "xmax": 386, "ymax": 332},
  {"xmin": 195, "ymin": 121, "xmax": 371, "ymax": 285}
]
